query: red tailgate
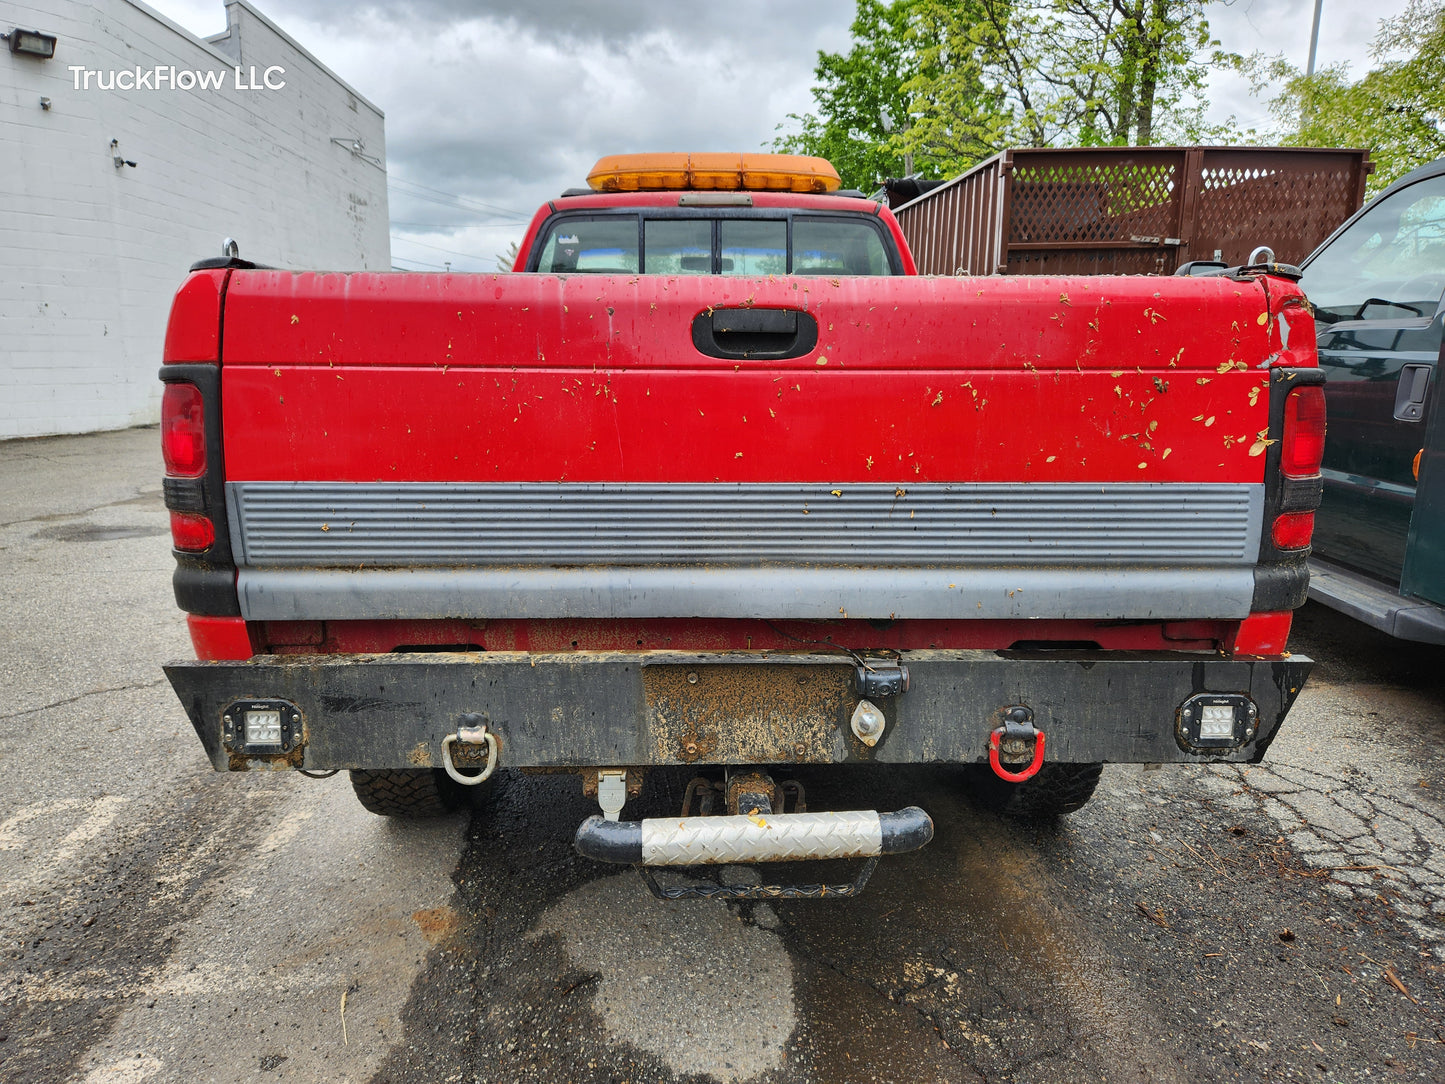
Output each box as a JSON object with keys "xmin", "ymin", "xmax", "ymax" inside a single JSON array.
[{"xmin": 218, "ymin": 273, "xmax": 1297, "ymax": 485}]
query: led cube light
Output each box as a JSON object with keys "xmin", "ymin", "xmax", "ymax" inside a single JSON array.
[
  {"xmin": 244, "ymin": 709, "xmax": 282, "ymax": 745},
  {"xmin": 221, "ymin": 699, "xmax": 301, "ymax": 756},
  {"xmin": 1177, "ymin": 693, "xmax": 1257, "ymax": 754},
  {"xmin": 1198, "ymin": 704, "xmax": 1237, "ymax": 741}
]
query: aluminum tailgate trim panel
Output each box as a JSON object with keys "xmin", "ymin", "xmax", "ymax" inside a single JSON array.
[{"xmin": 228, "ymin": 481, "xmax": 1263, "ymax": 566}]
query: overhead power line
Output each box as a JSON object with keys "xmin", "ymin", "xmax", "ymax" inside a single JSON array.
[
  {"xmin": 390, "ymin": 255, "xmax": 448, "ymax": 270},
  {"xmin": 390, "ymin": 235, "xmax": 498, "ymax": 260},
  {"xmin": 392, "ymin": 221, "xmax": 525, "ymax": 231},
  {"xmin": 392, "ymin": 220, "xmax": 527, "ymax": 230},
  {"xmin": 387, "ymin": 177, "xmax": 527, "ymax": 219}
]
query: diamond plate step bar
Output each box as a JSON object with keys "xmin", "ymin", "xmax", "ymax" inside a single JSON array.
[{"xmin": 574, "ymin": 807, "xmax": 934, "ymax": 900}]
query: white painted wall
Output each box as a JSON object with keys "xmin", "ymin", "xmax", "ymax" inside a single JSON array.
[{"xmin": 0, "ymin": 0, "xmax": 389, "ymax": 439}]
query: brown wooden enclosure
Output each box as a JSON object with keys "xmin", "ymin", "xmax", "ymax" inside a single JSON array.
[{"xmin": 892, "ymin": 147, "xmax": 1373, "ymax": 276}]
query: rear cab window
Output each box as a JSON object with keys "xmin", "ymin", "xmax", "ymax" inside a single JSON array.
[{"xmin": 528, "ymin": 211, "xmax": 901, "ymax": 276}]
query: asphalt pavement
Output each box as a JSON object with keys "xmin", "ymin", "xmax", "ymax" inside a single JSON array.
[{"xmin": 1, "ymin": 427, "xmax": 1442, "ymax": 1084}]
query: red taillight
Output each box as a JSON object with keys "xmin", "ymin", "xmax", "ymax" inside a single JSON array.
[
  {"xmin": 1272, "ymin": 511, "xmax": 1315, "ymax": 550},
  {"xmin": 1232, "ymin": 611, "xmax": 1293, "ymax": 656},
  {"xmin": 1281, "ymin": 385, "xmax": 1326, "ymax": 478},
  {"xmin": 162, "ymin": 383, "xmax": 206, "ymax": 476},
  {"xmin": 170, "ymin": 510, "xmax": 215, "ymax": 551}
]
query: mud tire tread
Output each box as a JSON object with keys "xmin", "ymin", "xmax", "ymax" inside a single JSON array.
[
  {"xmin": 349, "ymin": 768, "xmax": 462, "ymax": 818},
  {"xmin": 970, "ymin": 762, "xmax": 1104, "ymax": 819}
]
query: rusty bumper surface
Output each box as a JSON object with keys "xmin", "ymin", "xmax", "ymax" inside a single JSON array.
[{"xmin": 163, "ymin": 649, "xmax": 1311, "ymax": 773}]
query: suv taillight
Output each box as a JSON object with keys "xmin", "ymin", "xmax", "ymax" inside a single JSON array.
[
  {"xmin": 162, "ymin": 382, "xmax": 206, "ymax": 476},
  {"xmin": 1281, "ymin": 385, "xmax": 1326, "ymax": 478}
]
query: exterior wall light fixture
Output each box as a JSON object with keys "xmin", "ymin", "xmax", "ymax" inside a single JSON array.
[{"xmin": 4, "ymin": 28, "xmax": 58, "ymax": 59}]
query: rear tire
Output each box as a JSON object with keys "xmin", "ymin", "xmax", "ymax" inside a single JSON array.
[
  {"xmin": 349, "ymin": 768, "xmax": 469, "ymax": 818},
  {"xmin": 966, "ymin": 762, "xmax": 1104, "ymax": 819}
]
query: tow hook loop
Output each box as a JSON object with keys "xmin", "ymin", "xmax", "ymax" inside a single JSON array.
[
  {"xmin": 442, "ymin": 712, "xmax": 498, "ymax": 786},
  {"xmin": 989, "ymin": 706, "xmax": 1045, "ymax": 783}
]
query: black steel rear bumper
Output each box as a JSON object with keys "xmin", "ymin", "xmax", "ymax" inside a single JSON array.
[{"xmin": 164, "ymin": 649, "xmax": 1311, "ymax": 773}]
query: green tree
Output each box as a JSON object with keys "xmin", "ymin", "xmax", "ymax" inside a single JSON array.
[
  {"xmin": 773, "ymin": 0, "xmax": 928, "ymax": 191},
  {"xmin": 894, "ymin": 0, "xmax": 1013, "ymax": 176},
  {"xmin": 1248, "ymin": 0, "xmax": 1445, "ymax": 193},
  {"xmin": 778, "ymin": 0, "xmax": 1237, "ymax": 187},
  {"xmin": 901, "ymin": 0, "xmax": 1228, "ymax": 174}
]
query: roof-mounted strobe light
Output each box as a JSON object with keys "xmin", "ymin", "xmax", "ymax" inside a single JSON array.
[
  {"xmin": 5, "ymin": 28, "xmax": 57, "ymax": 58},
  {"xmin": 587, "ymin": 153, "xmax": 841, "ymax": 194}
]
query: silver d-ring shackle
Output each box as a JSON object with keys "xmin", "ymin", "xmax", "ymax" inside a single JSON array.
[{"xmin": 442, "ymin": 718, "xmax": 497, "ymax": 785}]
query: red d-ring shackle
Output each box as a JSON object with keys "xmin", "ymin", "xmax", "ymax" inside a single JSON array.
[{"xmin": 988, "ymin": 708, "xmax": 1046, "ymax": 782}]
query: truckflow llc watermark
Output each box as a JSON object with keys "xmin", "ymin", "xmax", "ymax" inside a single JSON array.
[{"xmin": 69, "ymin": 65, "xmax": 285, "ymax": 91}]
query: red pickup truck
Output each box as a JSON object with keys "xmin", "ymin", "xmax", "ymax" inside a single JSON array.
[{"xmin": 161, "ymin": 153, "xmax": 1320, "ymax": 898}]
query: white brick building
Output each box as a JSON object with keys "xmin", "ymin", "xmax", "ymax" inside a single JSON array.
[{"xmin": 0, "ymin": 0, "xmax": 389, "ymax": 439}]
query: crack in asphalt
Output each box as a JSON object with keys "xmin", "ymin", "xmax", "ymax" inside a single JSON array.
[
  {"xmin": 1204, "ymin": 761, "xmax": 1445, "ymax": 941},
  {"xmin": 0, "ymin": 488, "xmax": 163, "ymax": 531},
  {"xmin": 0, "ymin": 679, "xmax": 169, "ymax": 722}
]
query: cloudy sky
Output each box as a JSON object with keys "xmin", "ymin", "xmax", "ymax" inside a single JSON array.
[{"xmin": 145, "ymin": 0, "xmax": 1411, "ymax": 272}]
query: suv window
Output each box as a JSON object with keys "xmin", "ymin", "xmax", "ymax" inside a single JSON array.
[
  {"xmin": 531, "ymin": 212, "xmax": 898, "ymax": 275},
  {"xmin": 1301, "ymin": 174, "xmax": 1445, "ymax": 323}
]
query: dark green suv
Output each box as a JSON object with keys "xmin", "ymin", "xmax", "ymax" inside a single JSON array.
[{"xmin": 1296, "ymin": 159, "xmax": 1445, "ymax": 643}]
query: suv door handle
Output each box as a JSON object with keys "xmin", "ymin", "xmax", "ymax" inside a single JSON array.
[
  {"xmin": 1393, "ymin": 363, "xmax": 1434, "ymax": 422},
  {"xmin": 691, "ymin": 307, "xmax": 818, "ymax": 360}
]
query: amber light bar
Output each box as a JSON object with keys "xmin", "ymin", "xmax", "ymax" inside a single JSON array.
[{"xmin": 587, "ymin": 152, "xmax": 841, "ymax": 194}]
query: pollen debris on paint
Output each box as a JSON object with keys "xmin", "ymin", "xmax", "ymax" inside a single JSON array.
[
  {"xmin": 1197, "ymin": 377, "xmax": 1211, "ymax": 385},
  {"xmin": 1163, "ymin": 448, "xmax": 1172, "ymax": 459},
  {"xmin": 1204, "ymin": 416, "xmax": 1216, "ymax": 427},
  {"xmin": 831, "ymin": 490, "xmax": 843, "ymax": 497},
  {"xmin": 1257, "ymin": 312, "xmax": 1269, "ymax": 325},
  {"xmin": 1249, "ymin": 387, "xmax": 1260, "ymax": 406},
  {"xmin": 1046, "ymin": 455, "xmax": 1056, "ymax": 463}
]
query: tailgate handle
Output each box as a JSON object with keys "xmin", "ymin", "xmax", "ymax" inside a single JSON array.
[
  {"xmin": 692, "ymin": 307, "xmax": 818, "ymax": 360},
  {"xmin": 1393, "ymin": 363, "xmax": 1433, "ymax": 422}
]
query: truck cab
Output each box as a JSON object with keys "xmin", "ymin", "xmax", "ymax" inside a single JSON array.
[
  {"xmin": 1295, "ymin": 158, "xmax": 1445, "ymax": 643},
  {"xmin": 515, "ymin": 152, "xmax": 915, "ymax": 277}
]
